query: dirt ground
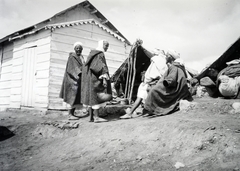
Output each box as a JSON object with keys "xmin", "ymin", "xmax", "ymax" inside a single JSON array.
[{"xmin": 1, "ymin": 96, "xmax": 240, "ymax": 171}]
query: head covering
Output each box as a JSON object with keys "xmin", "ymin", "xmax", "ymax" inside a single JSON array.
[
  {"xmin": 167, "ymin": 49, "xmax": 180, "ymax": 59},
  {"xmin": 73, "ymin": 42, "xmax": 83, "ymax": 49},
  {"xmin": 96, "ymin": 40, "xmax": 107, "ymax": 52},
  {"xmin": 151, "ymin": 48, "xmax": 161, "ymax": 56}
]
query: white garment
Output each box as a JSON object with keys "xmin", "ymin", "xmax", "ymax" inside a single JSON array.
[
  {"xmin": 137, "ymin": 54, "xmax": 167, "ymax": 103},
  {"xmin": 144, "ymin": 55, "xmax": 167, "ymax": 83},
  {"xmin": 218, "ymin": 75, "xmax": 240, "ymax": 97}
]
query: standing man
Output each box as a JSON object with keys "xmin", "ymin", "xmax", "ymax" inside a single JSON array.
[
  {"xmin": 81, "ymin": 40, "xmax": 112, "ymax": 123},
  {"xmin": 60, "ymin": 42, "xmax": 86, "ymax": 120}
]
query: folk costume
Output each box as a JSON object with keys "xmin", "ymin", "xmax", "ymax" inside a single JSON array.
[
  {"xmin": 59, "ymin": 42, "xmax": 85, "ymax": 119},
  {"xmin": 144, "ymin": 61, "xmax": 193, "ymax": 115}
]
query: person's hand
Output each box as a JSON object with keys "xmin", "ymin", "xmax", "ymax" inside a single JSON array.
[{"xmin": 103, "ymin": 78, "xmax": 107, "ymax": 88}]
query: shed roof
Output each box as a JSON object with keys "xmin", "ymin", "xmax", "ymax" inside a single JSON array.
[
  {"xmin": 9, "ymin": 19, "xmax": 126, "ymax": 42},
  {"xmin": 0, "ymin": 0, "xmax": 131, "ymax": 45}
]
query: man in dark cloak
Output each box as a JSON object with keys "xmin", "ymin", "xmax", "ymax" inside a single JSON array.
[
  {"xmin": 81, "ymin": 40, "xmax": 112, "ymax": 123},
  {"xmin": 59, "ymin": 42, "xmax": 86, "ymax": 120},
  {"xmin": 144, "ymin": 50, "xmax": 193, "ymax": 116}
]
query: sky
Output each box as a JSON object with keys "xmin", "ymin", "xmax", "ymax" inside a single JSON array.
[{"xmin": 0, "ymin": 0, "xmax": 240, "ymax": 72}]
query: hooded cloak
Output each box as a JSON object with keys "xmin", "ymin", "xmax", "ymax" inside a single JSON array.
[{"xmin": 59, "ymin": 52, "xmax": 84, "ymax": 106}]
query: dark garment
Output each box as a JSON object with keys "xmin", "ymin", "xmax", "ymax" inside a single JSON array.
[
  {"xmin": 144, "ymin": 62, "xmax": 193, "ymax": 115},
  {"xmin": 59, "ymin": 52, "xmax": 84, "ymax": 106},
  {"xmin": 222, "ymin": 64, "xmax": 240, "ymax": 78},
  {"xmin": 81, "ymin": 50, "xmax": 112, "ymax": 106}
]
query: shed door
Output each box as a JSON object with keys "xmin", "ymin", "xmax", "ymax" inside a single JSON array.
[{"xmin": 21, "ymin": 46, "xmax": 37, "ymax": 107}]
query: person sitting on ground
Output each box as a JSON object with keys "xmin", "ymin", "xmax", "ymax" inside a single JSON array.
[
  {"xmin": 120, "ymin": 49, "xmax": 168, "ymax": 119},
  {"xmin": 59, "ymin": 42, "xmax": 88, "ymax": 120},
  {"xmin": 143, "ymin": 50, "xmax": 193, "ymax": 116}
]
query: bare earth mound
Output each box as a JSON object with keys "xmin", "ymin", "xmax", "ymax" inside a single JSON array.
[{"xmin": 0, "ymin": 96, "xmax": 240, "ymax": 171}]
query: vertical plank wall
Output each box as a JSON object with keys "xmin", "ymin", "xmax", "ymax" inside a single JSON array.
[
  {"xmin": 0, "ymin": 43, "xmax": 13, "ymax": 110},
  {"xmin": 10, "ymin": 31, "xmax": 51, "ymax": 109},
  {"xmin": 48, "ymin": 24, "xmax": 130, "ymax": 109}
]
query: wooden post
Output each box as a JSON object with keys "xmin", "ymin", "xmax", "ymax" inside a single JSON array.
[{"xmin": 129, "ymin": 46, "xmax": 137, "ymax": 103}]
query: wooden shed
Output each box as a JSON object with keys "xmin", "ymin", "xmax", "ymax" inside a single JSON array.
[{"xmin": 0, "ymin": 0, "xmax": 131, "ymax": 111}]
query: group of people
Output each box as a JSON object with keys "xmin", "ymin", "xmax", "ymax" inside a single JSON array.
[
  {"xmin": 59, "ymin": 40, "xmax": 193, "ymax": 123},
  {"xmin": 60, "ymin": 40, "xmax": 112, "ymax": 123}
]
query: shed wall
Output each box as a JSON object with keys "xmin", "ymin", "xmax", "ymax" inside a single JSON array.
[
  {"xmin": 9, "ymin": 31, "xmax": 51, "ymax": 109},
  {"xmin": 0, "ymin": 43, "xmax": 13, "ymax": 110},
  {"xmin": 49, "ymin": 24, "xmax": 129, "ymax": 109}
]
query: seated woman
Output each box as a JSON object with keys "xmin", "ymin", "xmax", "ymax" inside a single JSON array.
[{"xmin": 144, "ymin": 50, "xmax": 193, "ymax": 116}]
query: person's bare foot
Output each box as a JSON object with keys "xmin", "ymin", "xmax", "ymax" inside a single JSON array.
[
  {"xmin": 68, "ymin": 115, "xmax": 79, "ymax": 120},
  {"xmin": 94, "ymin": 117, "xmax": 108, "ymax": 123},
  {"xmin": 120, "ymin": 113, "xmax": 132, "ymax": 119}
]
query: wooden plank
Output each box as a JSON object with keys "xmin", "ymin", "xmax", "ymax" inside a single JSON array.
[
  {"xmin": 13, "ymin": 65, "xmax": 22, "ymax": 73},
  {"xmin": 36, "ymin": 61, "xmax": 50, "ymax": 71},
  {"xmin": 34, "ymin": 102, "xmax": 48, "ymax": 108},
  {"xmin": 0, "ymin": 65, "xmax": 12, "ymax": 74},
  {"xmin": 35, "ymin": 95, "xmax": 48, "ymax": 103},
  {"xmin": 35, "ymin": 87, "xmax": 48, "ymax": 96},
  {"xmin": 48, "ymin": 103, "xmax": 66, "ymax": 110},
  {"xmin": 49, "ymin": 67, "xmax": 65, "ymax": 77},
  {"xmin": 2, "ymin": 51, "xmax": 13, "ymax": 61},
  {"xmin": 36, "ymin": 78, "xmax": 49, "ymax": 87},
  {"xmin": 11, "ymin": 87, "xmax": 21, "ymax": 95},
  {"xmin": 0, "ymin": 89, "xmax": 10, "ymax": 96},
  {"xmin": 36, "ymin": 44, "xmax": 51, "ymax": 55},
  {"xmin": 51, "ymin": 35, "xmax": 123, "ymax": 52},
  {"xmin": 49, "ymin": 76, "xmax": 63, "ymax": 86},
  {"xmin": 35, "ymin": 69, "xmax": 49, "ymax": 79},
  {"xmin": 1, "ymin": 60, "xmax": 12, "ymax": 67},
  {"xmin": 9, "ymin": 102, "xmax": 20, "ymax": 109},
  {"xmin": 12, "ymin": 57, "xmax": 23, "ymax": 66},
  {"xmin": 0, "ymin": 80, "xmax": 11, "ymax": 89},
  {"xmin": 0, "ymin": 72, "xmax": 12, "ymax": 81},
  {"xmin": 12, "ymin": 73, "xmax": 22, "ymax": 80},
  {"xmin": 12, "ymin": 50, "xmax": 24, "ymax": 59},
  {"xmin": 10, "ymin": 94, "xmax": 21, "ymax": 102},
  {"xmin": 37, "ymin": 52, "xmax": 50, "ymax": 63},
  {"xmin": 53, "ymin": 27, "xmax": 92, "ymax": 40},
  {"xmin": 11, "ymin": 80, "xmax": 22, "ymax": 88},
  {"xmin": 2, "ymin": 43, "xmax": 13, "ymax": 53},
  {"xmin": 14, "ymin": 31, "xmax": 51, "ymax": 47},
  {"xmin": 0, "ymin": 97, "xmax": 10, "ymax": 104},
  {"xmin": 48, "ymin": 84, "xmax": 61, "ymax": 94}
]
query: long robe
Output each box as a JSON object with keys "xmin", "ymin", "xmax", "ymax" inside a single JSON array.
[
  {"xmin": 81, "ymin": 50, "xmax": 112, "ymax": 106},
  {"xmin": 144, "ymin": 62, "xmax": 193, "ymax": 115},
  {"xmin": 59, "ymin": 52, "xmax": 84, "ymax": 106}
]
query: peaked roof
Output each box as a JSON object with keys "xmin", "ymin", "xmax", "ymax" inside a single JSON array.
[
  {"xmin": 0, "ymin": 0, "xmax": 131, "ymax": 45},
  {"xmin": 9, "ymin": 19, "xmax": 126, "ymax": 42},
  {"xmin": 197, "ymin": 37, "xmax": 240, "ymax": 80}
]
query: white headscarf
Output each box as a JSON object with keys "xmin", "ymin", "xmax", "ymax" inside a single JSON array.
[
  {"xmin": 167, "ymin": 49, "xmax": 180, "ymax": 59},
  {"xmin": 73, "ymin": 42, "xmax": 83, "ymax": 49},
  {"xmin": 96, "ymin": 40, "xmax": 107, "ymax": 52}
]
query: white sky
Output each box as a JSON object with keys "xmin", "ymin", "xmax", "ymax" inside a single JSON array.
[{"xmin": 1, "ymin": 0, "xmax": 240, "ymax": 72}]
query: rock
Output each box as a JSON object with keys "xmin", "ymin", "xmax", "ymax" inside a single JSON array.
[
  {"xmin": 179, "ymin": 99, "xmax": 196, "ymax": 111},
  {"xmin": 174, "ymin": 162, "xmax": 185, "ymax": 169},
  {"xmin": 232, "ymin": 102, "xmax": 240, "ymax": 113}
]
